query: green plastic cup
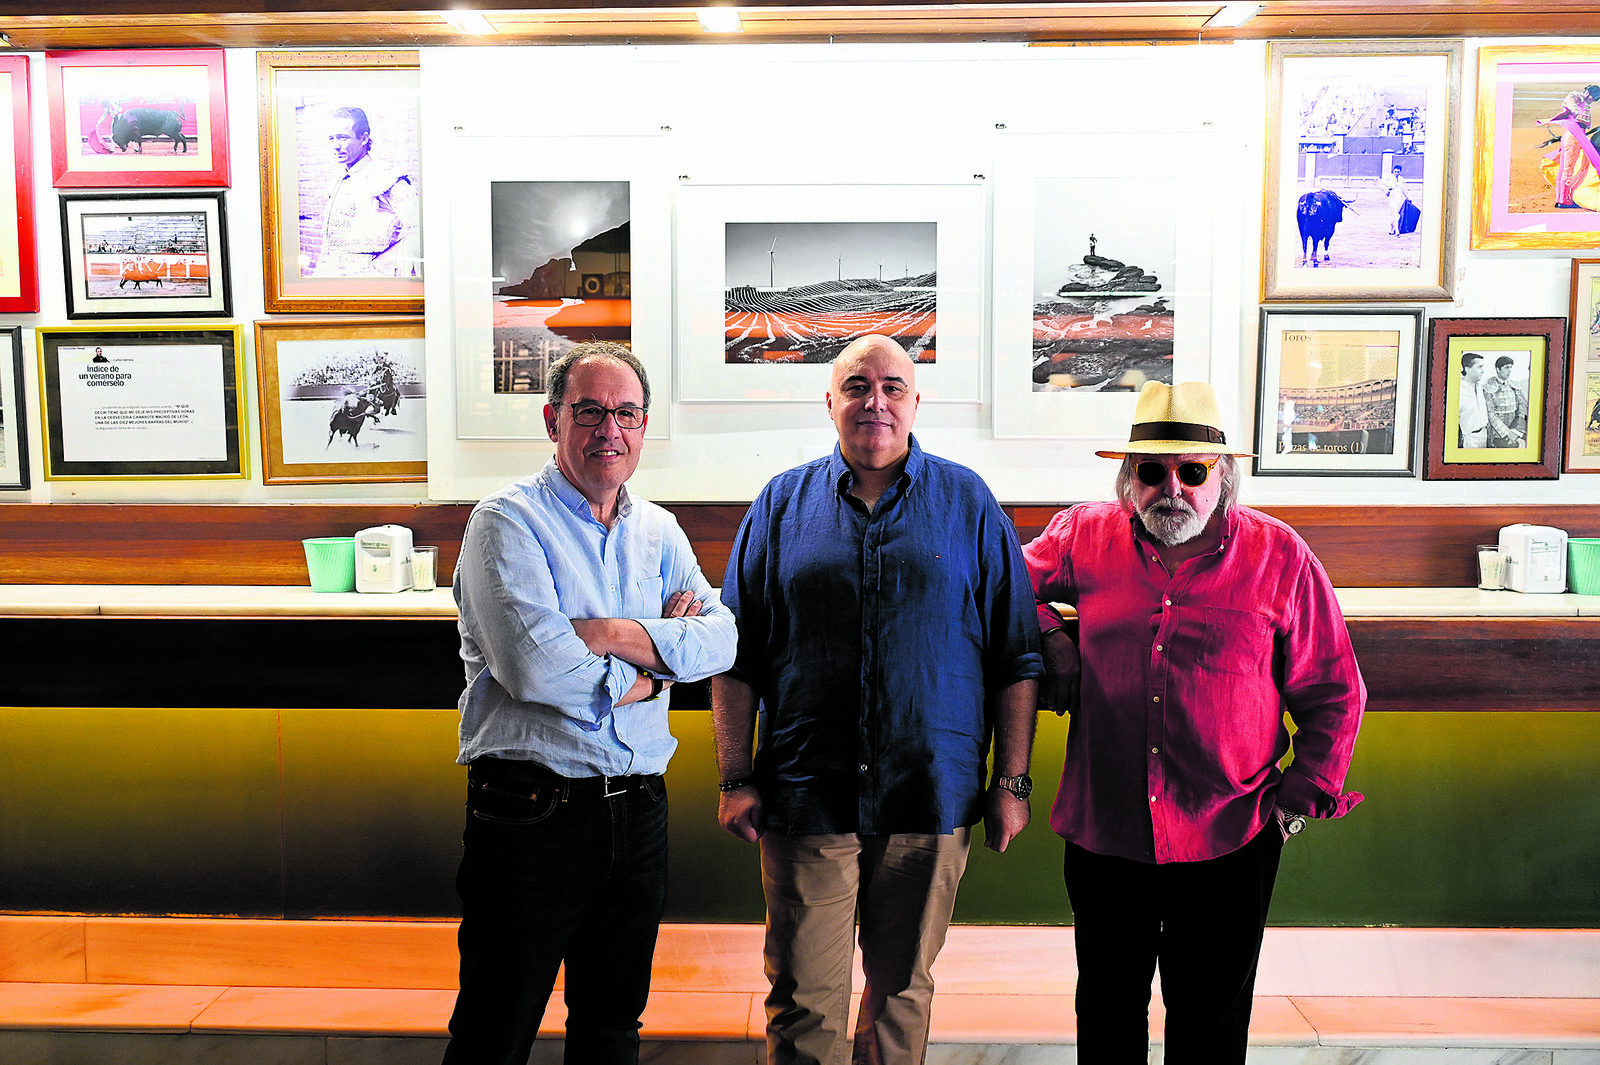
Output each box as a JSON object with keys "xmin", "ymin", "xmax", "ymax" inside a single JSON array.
[
  {"xmin": 302, "ymin": 537, "xmax": 356, "ymax": 593},
  {"xmin": 1568, "ymin": 538, "xmax": 1600, "ymax": 595}
]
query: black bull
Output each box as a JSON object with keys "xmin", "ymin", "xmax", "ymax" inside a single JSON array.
[{"xmin": 1296, "ymin": 190, "xmax": 1351, "ymax": 267}]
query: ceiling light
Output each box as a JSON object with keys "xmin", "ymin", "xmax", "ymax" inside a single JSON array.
[
  {"xmin": 1205, "ymin": 3, "xmax": 1262, "ymax": 28},
  {"xmin": 697, "ymin": 8, "xmax": 744, "ymax": 33},
  {"xmin": 441, "ymin": 9, "xmax": 496, "ymax": 35}
]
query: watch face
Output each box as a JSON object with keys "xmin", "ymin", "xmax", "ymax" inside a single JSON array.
[{"xmin": 1001, "ymin": 776, "xmax": 1032, "ymax": 799}]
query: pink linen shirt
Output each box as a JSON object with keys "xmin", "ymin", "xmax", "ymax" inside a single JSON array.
[{"xmin": 1023, "ymin": 501, "xmax": 1365, "ymax": 864}]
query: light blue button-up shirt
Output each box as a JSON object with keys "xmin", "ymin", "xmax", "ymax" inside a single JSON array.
[{"xmin": 453, "ymin": 459, "xmax": 737, "ymax": 776}]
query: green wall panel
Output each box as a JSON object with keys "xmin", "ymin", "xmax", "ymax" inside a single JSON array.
[{"xmin": 0, "ymin": 706, "xmax": 282, "ymax": 915}]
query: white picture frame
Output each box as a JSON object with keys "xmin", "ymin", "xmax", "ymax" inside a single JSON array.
[
  {"xmin": 675, "ymin": 182, "xmax": 985, "ymax": 404},
  {"xmin": 446, "ymin": 135, "xmax": 672, "ymax": 440},
  {"xmin": 991, "ymin": 130, "xmax": 1221, "ymax": 441}
]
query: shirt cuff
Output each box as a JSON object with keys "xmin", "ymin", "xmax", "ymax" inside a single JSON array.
[{"xmin": 1279, "ymin": 770, "xmax": 1364, "ymax": 820}]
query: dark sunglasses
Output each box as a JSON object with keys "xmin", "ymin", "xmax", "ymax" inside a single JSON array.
[{"xmin": 1136, "ymin": 457, "xmax": 1220, "ymax": 488}]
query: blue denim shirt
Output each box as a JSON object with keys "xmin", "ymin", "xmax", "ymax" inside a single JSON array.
[
  {"xmin": 454, "ymin": 460, "xmax": 737, "ymax": 776},
  {"xmin": 722, "ymin": 437, "xmax": 1043, "ymax": 835}
]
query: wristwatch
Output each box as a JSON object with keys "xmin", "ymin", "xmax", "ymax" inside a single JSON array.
[
  {"xmin": 1279, "ymin": 809, "xmax": 1307, "ymax": 837},
  {"xmin": 637, "ymin": 668, "xmax": 664, "ymax": 702},
  {"xmin": 993, "ymin": 774, "xmax": 1033, "ymax": 800}
]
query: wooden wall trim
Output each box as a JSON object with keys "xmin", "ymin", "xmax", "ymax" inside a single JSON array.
[{"xmin": 2, "ymin": 501, "xmax": 1599, "ymax": 588}]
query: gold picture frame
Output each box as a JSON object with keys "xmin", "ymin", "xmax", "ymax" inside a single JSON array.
[
  {"xmin": 254, "ymin": 317, "xmax": 427, "ymax": 485},
  {"xmin": 257, "ymin": 51, "xmax": 422, "ymax": 313}
]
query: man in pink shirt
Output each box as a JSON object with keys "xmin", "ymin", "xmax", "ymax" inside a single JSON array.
[{"xmin": 1022, "ymin": 381, "xmax": 1366, "ymax": 1063}]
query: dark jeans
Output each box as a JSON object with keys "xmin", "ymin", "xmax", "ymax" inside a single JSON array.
[
  {"xmin": 1064, "ymin": 826, "xmax": 1283, "ymax": 1065},
  {"xmin": 440, "ymin": 758, "xmax": 669, "ymax": 1065}
]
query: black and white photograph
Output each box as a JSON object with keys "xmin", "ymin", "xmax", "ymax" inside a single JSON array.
[
  {"xmin": 295, "ymin": 97, "xmax": 420, "ymax": 280},
  {"xmin": 254, "ymin": 318, "xmax": 426, "ymax": 485},
  {"xmin": 490, "ymin": 180, "xmax": 630, "ymax": 396},
  {"xmin": 1031, "ymin": 177, "xmax": 1175, "ymax": 392},
  {"xmin": 60, "ymin": 191, "xmax": 230, "ymax": 319},
  {"xmin": 1265, "ymin": 42, "xmax": 1460, "ymax": 301},
  {"xmin": 723, "ymin": 221, "xmax": 936, "ymax": 365},
  {"xmin": 258, "ymin": 51, "xmax": 422, "ymax": 312}
]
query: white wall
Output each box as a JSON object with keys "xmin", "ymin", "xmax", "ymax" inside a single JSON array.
[{"xmin": 6, "ymin": 39, "xmax": 1598, "ymax": 509}]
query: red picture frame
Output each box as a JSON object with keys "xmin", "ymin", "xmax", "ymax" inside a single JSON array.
[
  {"xmin": 1424, "ymin": 316, "xmax": 1567, "ymax": 480},
  {"xmin": 46, "ymin": 49, "xmax": 230, "ymax": 189},
  {"xmin": 0, "ymin": 55, "xmax": 38, "ymax": 313}
]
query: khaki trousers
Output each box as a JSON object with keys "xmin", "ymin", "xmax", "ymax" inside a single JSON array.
[{"xmin": 759, "ymin": 829, "xmax": 971, "ymax": 1065}]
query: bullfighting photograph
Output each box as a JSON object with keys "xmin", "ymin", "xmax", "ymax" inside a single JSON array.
[
  {"xmin": 1266, "ymin": 41, "xmax": 1460, "ymax": 301},
  {"xmin": 59, "ymin": 191, "xmax": 231, "ymax": 320},
  {"xmin": 253, "ymin": 318, "xmax": 426, "ymax": 485},
  {"xmin": 45, "ymin": 49, "xmax": 230, "ymax": 188},
  {"xmin": 1473, "ymin": 46, "xmax": 1600, "ymax": 252}
]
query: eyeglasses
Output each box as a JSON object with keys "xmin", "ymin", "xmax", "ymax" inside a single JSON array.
[
  {"xmin": 1136, "ymin": 457, "xmax": 1221, "ymax": 488},
  {"xmin": 563, "ymin": 403, "xmax": 646, "ymax": 429}
]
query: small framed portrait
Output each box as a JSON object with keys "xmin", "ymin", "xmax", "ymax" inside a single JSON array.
[
  {"xmin": 36, "ymin": 325, "xmax": 247, "ymax": 481},
  {"xmin": 1, "ymin": 327, "xmax": 29, "ymax": 490},
  {"xmin": 46, "ymin": 49, "xmax": 230, "ymax": 189},
  {"xmin": 1253, "ymin": 307, "xmax": 1425, "ymax": 477},
  {"xmin": 253, "ymin": 318, "xmax": 427, "ymax": 485},
  {"xmin": 1423, "ymin": 317, "xmax": 1567, "ymax": 480},
  {"xmin": 1264, "ymin": 40, "xmax": 1461, "ymax": 301},
  {"xmin": 257, "ymin": 51, "xmax": 422, "ymax": 313},
  {"xmin": 1565, "ymin": 259, "xmax": 1600, "ymax": 473},
  {"xmin": 0, "ymin": 56, "xmax": 38, "ymax": 314},
  {"xmin": 58, "ymin": 191, "xmax": 231, "ymax": 320},
  {"xmin": 1472, "ymin": 45, "xmax": 1600, "ymax": 251}
]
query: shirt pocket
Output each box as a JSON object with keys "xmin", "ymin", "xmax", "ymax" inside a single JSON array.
[
  {"xmin": 1201, "ymin": 608, "xmax": 1274, "ymax": 676},
  {"xmin": 633, "ymin": 574, "xmax": 664, "ymax": 611}
]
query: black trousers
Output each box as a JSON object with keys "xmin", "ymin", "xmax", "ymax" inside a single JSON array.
[
  {"xmin": 1064, "ymin": 826, "xmax": 1284, "ymax": 1065},
  {"xmin": 440, "ymin": 758, "xmax": 669, "ymax": 1065}
]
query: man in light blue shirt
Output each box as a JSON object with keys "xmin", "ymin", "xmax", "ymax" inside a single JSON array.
[{"xmin": 441, "ymin": 341, "xmax": 736, "ymax": 1065}]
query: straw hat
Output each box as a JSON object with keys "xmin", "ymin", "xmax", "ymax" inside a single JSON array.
[{"xmin": 1095, "ymin": 380, "xmax": 1255, "ymax": 459}]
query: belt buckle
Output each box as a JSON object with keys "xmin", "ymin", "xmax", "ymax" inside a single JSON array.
[{"xmin": 602, "ymin": 776, "xmax": 627, "ymax": 798}]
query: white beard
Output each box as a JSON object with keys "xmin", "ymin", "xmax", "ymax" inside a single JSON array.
[{"xmin": 1138, "ymin": 498, "xmax": 1210, "ymax": 546}]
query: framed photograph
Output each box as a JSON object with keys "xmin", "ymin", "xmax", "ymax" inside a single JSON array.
[
  {"xmin": 676, "ymin": 182, "xmax": 984, "ymax": 403},
  {"xmin": 1, "ymin": 327, "xmax": 28, "ymax": 489},
  {"xmin": 991, "ymin": 129, "xmax": 1222, "ymax": 440},
  {"xmin": 1253, "ymin": 307, "xmax": 1424, "ymax": 477},
  {"xmin": 0, "ymin": 56, "xmax": 38, "ymax": 314},
  {"xmin": 1264, "ymin": 40, "xmax": 1461, "ymax": 301},
  {"xmin": 46, "ymin": 49, "xmax": 229, "ymax": 189},
  {"xmin": 258, "ymin": 51, "xmax": 422, "ymax": 313},
  {"xmin": 36, "ymin": 325, "xmax": 247, "ymax": 480},
  {"xmin": 446, "ymin": 134, "xmax": 671, "ymax": 440},
  {"xmin": 1424, "ymin": 317, "xmax": 1567, "ymax": 480},
  {"xmin": 1472, "ymin": 45, "xmax": 1600, "ymax": 251},
  {"xmin": 59, "ymin": 191, "xmax": 231, "ymax": 320},
  {"xmin": 1565, "ymin": 259, "xmax": 1600, "ymax": 473},
  {"xmin": 254, "ymin": 318, "xmax": 426, "ymax": 485}
]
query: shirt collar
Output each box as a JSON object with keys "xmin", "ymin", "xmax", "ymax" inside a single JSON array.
[
  {"xmin": 538, "ymin": 458, "xmax": 633, "ymax": 524},
  {"xmin": 828, "ymin": 433, "xmax": 924, "ymax": 496}
]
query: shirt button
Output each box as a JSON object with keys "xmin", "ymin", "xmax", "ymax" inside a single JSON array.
[
  {"xmin": 1155, "ymin": 644, "xmax": 1164, "ymax": 652},
  {"xmin": 1164, "ymin": 598, "xmax": 1173, "ymax": 606},
  {"xmin": 1152, "ymin": 696, "xmax": 1160, "ymax": 703},
  {"xmin": 859, "ymin": 764, "xmax": 869, "ymax": 773},
  {"xmin": 1151, "ymin": 746, "xmax": 1160, "ymax": 754},
  {"xmin": 1150, "ymin": 796, "xmax": 1157, "ymax": 804}
]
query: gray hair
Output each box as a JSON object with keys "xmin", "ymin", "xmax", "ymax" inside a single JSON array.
[
  {"xmin": 1115, "ymin": 454, "xmax": 1241, "ymax": 516},
  {"xmin": 546, "ymin": 341, "xmax": 651, "ymax": 412}
]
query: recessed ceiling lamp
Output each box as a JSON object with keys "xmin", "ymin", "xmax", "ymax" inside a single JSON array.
[
  {"xmin": 697, "ymin": 7, "xmax": 744, "ymax": 33},
  {"xmin": 441, "ymin": 9, "xmax": 496, "ymax": 35},
  {"xmin": 1205, "ymin": 3, "xmax": 1263, "ymax": 28}
]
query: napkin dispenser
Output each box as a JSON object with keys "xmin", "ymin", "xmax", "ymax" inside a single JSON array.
[
  {"xmin": 1498, "ymin": 523, "xmax": 1567, "ymax": 593},
  {"xmin": 354, "ymin": 524, "xmax": 414, "ymax": 593}
]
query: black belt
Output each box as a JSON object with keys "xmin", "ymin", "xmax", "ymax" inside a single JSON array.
[{"xmin": 469, "ymin": 755, "xmax": 660, "ymax": 801}]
